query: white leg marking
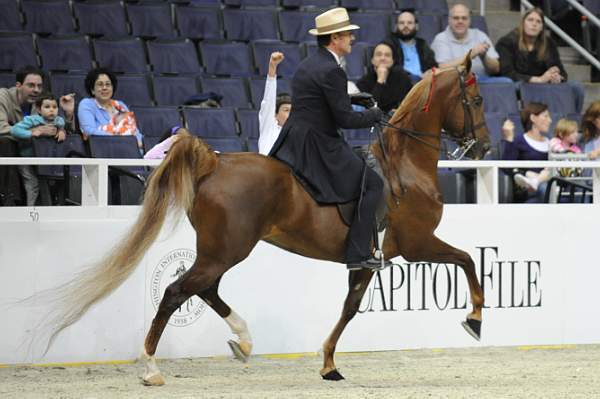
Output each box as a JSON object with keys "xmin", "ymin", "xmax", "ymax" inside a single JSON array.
[{"xmin": 141, "ymin": 349, "xmax": 164, "ymax": 386}]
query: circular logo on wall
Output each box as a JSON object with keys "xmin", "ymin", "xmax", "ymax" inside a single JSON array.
[{"xmin": 151, "ymin": 248, "xmax": 207, "ymax": 327}]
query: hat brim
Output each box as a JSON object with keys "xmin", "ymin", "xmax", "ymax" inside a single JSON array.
[{"xmin": 309, "ymin": 24, "xmax": 360, "ymax": 36}]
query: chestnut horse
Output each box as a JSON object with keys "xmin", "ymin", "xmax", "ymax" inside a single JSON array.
[{"xmin": 44, "ymin": 55, "xmax": 490, "ymax": 385}]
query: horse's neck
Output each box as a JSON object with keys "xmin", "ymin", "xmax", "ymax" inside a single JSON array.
[{"xmin": 383, "ymin": 112, "xmax": 442, "ymax": 176}]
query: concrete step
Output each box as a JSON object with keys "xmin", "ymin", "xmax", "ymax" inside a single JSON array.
[
  {"xmin": 564, "ymin": 63, "xmax": 591, "ymax": 82},
  {"xmin": 583, "ymin": 82, "xmax": 600, "ymax": 112},
  {"xmin": 559, "ymin": 46, "xmax": 585, "ymax": 64}
]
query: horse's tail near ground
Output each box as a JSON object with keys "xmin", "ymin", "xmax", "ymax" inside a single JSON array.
[{"xmin": 44, "ymin": 132, "xmax": 217, "ymax": 352}]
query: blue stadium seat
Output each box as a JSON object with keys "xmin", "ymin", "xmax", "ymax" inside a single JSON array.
[
  {"xmin": 0, "ymin": 0, "xmax": 23, "ymax": 32},
  {"xmin": 49, "ymin": 72, "xmax": 87, "ymax": 100},
  {"xmin": 32, "ymin": 135, "xmax": 87, "ymax": 179},
  {"xmin": 253, "ymin": 40, "xmax": 302, "ymax": 78},
  {"xmin": 126, "ymin": 2, "xmax": 177, "ymax": 38},
  {"xmin": 237, "ymin": 108, "xmax": 259, "ymax": 139},
  {"xmin": 483, "ymin": 112, "xmax": 506, "ymax": 159},
  {"xmin": 32, "ymin": 134, "xmax": 87, "ymax": 205},
  {"xmin": 519, "ymin": 83, "xmax": 577, "ymax": 115},
  {"xmin": 394, "ymin": 0, "xmax": 419, "ymax": 10},
  {"xmin": 303, "ymin": 41, "xmax": 318, "ymax": 58},
  {"xmin": 248, "ymin": 76, "xmax": 291, "ymax": 108},
  {"xmin": 279, "ymin": 10, "xmax": 320, "ymax": 43},
  {"xmin": 37, "ymin": 35, "xmax": 93, "ymax": 72},
  {"xmin": 412, "ymin": 0, "xmax": 448, "ymax": 13},
  {"xmin": 344, "ymin": 41, "xmax": 370, "ymax": 80},
  {"xmin": 114, "ymin": 74, "xmax": 153, "ymax": 107},
  {"xmin": 0, "ymin": 72, "xmax": 15, "ymax": 88},
  {"xmin": 152, "ymin": 75, "xmax": 200, "ymax": 106},
  {"xmin": 73, "ymin": 0, "xmax": 129, "ymax": 38},
  {"xmin": 349, "ymin": 12, "xmax": 390, "ymax": 45},
  {"xmin": 88, "ymin": 135, "xmax": 146, "ymax": 205},
  {"xmin": 147, "ymin": 38, "xmax": 202, "ymax": 74},
  {"xmin": 203, "ymin": 137, "xmax": 244, "ymax": 153},
  {"xmin": 223, "ymin": 0, "xmax": 278, "ymax": 6},
  {"xmin": 188, "ymin": 0, "xmax": 221, "ymax": 6},
  {"xmin": 341, "ymin": 0, "xmax": 396, "ymax": 10},
  {"xmin": 223, "ymin": 9, "xmax": 279, "ymax": 41},
  {"xmin": 22, "ymin": 0, "xmax": 76, "ymax": 35},
  {"xmin": 175, "ymin": 5, "xmax": 223, "ymax": 40},
  {"xmin": 0, "ymin": 32, "xmax": 38, "ymax": 71},
  {"xmin": 343, "ymin": 128, "xmax": 372, "ymax": 142},
  {"xmin": 246, "ymin": 137, "xmax": 258, "ymax": 152},
  {"xmin": 143, "ymin": 136, "xmax": 162, "ymax": 154},
  {"xmin": 415, "ymin": 14, "xmax": 441, "ymax": 44},
  {"xmin": 199, "ymin": 41, "xmax": 254, "ymax": 77},
  {"xmin": 183, "ymin": 107, "xmax": 238, "ymax": 138},
  {"xmin": 437, "ymin": 168, "xmax": 472, "ymax": 204},
  {"xmin": 93, "ymin": 37, "xmax": 148, "ymax": 74},
  {"xmin": 131, "ymin": 105, "xmax": 183, "ymax": 137},
  {"xmin": 200, "ymin": 77, "xmax": 251, "ymax": 109},
  {"xmin": 281, "ymin": 0, "xmax": 337, "ymax": 7},
  {"xmin": 479, "ymin": 82, "xmax": 519, "ymax": 115}
]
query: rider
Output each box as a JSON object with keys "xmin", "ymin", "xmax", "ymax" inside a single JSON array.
[{"xmin": 269, "ymin": 7, "xmax": 389, "ymax": 270}]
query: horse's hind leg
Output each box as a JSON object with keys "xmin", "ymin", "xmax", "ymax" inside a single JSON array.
[
  {"xmin": 141, "ymin": 259, "xmax": 223, "ymax": 386},
  {"xmin": 405, "ymin": 235, "xmax": 484, "ymax": 339},
  {"xmin": 199, "ymin": 278, "xmax": 253, "ymax": 362},
  {"xmin": 321, "ymin": 269, "xmax": 374, "ymax": 381}
]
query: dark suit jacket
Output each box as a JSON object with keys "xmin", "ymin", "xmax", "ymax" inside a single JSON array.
[{"xmin": 269, "ymin": 47, "xmax": 381, "ymax": 204}]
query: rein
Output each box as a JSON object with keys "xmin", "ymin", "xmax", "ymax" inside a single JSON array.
[{"xmin": 375, "ymin": 67, "xmax": 486, "ymax": 161}]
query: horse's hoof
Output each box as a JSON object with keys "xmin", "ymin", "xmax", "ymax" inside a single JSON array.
[
  {"xmin": 461, "ymin": 318, "xmax": 481, "ymax": 341},
  {"xmin": 321, "ymin": 369, "xmax": 345, "ymax": 381},
  {"xmin": 227, "ymin": 340, "xmax": 249, "ymax": 363},
  {"xmin": 142, "ymin": 373, "xmax": 165, "ymax": 386}
]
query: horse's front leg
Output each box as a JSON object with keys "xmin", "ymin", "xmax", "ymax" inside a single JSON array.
[
  {"xmin": 403, "ymin": 235, "xmax": 484, "ymax": 339},
  {"xmin": 321, "ymin": 268, "xmax": 374, "ymax": 381}
]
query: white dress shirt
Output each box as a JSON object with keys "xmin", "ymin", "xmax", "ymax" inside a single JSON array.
[{"xmin": 258, "ymin": 76, "xmax": 281, "ymax": 155}]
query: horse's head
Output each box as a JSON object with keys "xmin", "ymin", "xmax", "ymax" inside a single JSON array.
[{"xmin": 439, "ymin": 52, "xmax": 491, "ymax": 160}]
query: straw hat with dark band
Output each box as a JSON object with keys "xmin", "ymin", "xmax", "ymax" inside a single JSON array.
[{"xmin": 308, "ymin": 7, "xmax": 360, "ymax": 36}]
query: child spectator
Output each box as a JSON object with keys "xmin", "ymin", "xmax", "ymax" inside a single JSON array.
[
  {"xmin": 258, "ymin": 52, "xmax": 291, "ymax": 155},
  {"xmin": 144, "ymin": 126, "xmax": 188, "ymax": 160},
  {"xmin": 10, "ymin": 92, "xmax": 66, "ymax": 205},
  {"xmin": 549, "ymin": 118, "xmax": 581, "ymax": 154}
]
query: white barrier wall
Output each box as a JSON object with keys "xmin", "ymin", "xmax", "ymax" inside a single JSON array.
[{"xmin": 1, "ymin": 204, "xmax": 599, "ymax": 365}]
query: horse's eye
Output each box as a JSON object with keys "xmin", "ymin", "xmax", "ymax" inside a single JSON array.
[{"xmin": 473, "ymin": 96, "xmax": 483, "ymax": 107}]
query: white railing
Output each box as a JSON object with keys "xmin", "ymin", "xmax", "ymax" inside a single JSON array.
[{"xmin": 1, "ymin": 157, "xmax": 600, "ymax": 208}]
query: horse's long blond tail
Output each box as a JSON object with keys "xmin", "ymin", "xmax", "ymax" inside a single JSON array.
[{"xmin": 44, "ymin": 132, "xmax": 217, "ymax": 352}]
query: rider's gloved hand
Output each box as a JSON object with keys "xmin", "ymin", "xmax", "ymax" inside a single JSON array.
[{"xmin": 368, "ymin": 106, "xmax": 384, "ymax": 123}]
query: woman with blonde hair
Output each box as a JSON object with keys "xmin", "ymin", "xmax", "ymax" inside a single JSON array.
[{"xmin": 496, "ymin": 7, "xmax": 584, "ymax": 112}]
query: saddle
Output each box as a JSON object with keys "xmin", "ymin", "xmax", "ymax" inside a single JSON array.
[{"xmin": 336, "ymin": 146, "xmax": 389, "ymax": 232}]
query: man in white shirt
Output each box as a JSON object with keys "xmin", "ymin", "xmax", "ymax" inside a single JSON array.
[
  {"xmin": 258, "ymin": 52, "xmax": 291, "ymax": 155},
  {"xmin": 431, "ymin": 3, "xmax": 512, "ymax": 83}
]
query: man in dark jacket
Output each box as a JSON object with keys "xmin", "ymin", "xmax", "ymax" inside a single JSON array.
[
  {"xmin": 269, "ymin": 7, "xmax": 388, "ymax": 270},
  {"xmin": 384, "ymin": 10, "xmax": 438, "ymax": 80}
]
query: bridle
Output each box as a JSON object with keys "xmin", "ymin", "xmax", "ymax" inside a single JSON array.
[{"xmin": 376, "ymin": 67, "xmax": 486, "ymax": 161}]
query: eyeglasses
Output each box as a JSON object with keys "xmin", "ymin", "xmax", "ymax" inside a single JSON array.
[
  {"xmin": 451, "ymin": 16, "xmax": 469, "ymax": 21},
  {"xmin": 95, "ymin": 81, "xmax": 112, "ymax": 88}
]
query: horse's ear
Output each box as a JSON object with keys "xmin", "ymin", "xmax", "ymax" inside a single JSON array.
[{"xmin": 463, "ymin": 50, "xmax": 472, "ymax": 74}]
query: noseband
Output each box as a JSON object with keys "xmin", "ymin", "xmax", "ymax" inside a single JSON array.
[{"xmin": 378, "ymin": 67, "xmax": 486, "ymax": 160}]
